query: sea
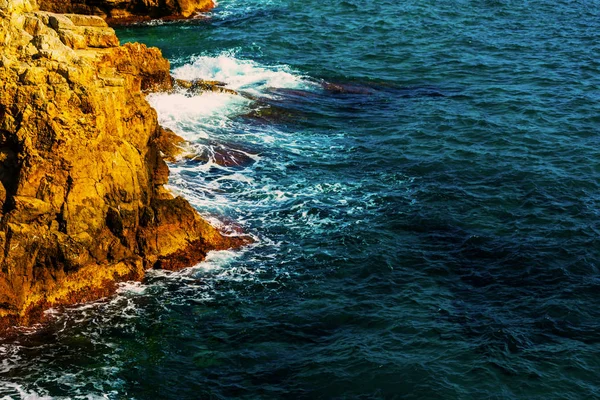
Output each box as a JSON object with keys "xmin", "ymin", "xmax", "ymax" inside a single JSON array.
[{"xmin": 1, "ymin": 0, "xmax": 600, "ymax": 398}]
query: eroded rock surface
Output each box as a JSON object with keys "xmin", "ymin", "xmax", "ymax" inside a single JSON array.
[
  {"xmin": 36, "ymin": 0, "xmax": 214, "ymax": 24},
  {"xmin": 0, "ymin": 1, "xmax": 244, "ymax": 329}
]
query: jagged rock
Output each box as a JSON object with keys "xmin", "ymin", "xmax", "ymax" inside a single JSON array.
[
  {"xmin": 174, "ymin": 78, "xmax": 238, "ymax": 96},
  {"xmin": 64, "ymin": 14, "xmax": 108, "ymax": 27},
  {"xmin": 108, "ymin": 42, "xmax": 173, "ymax": 92},
  {"xmin": 0, "ymin": 1, "xmax": 247, "ymax": 330},
  {"xmin": 36, "ymin": 0, "xmax": 215, "ymax": 24},
  {"xmin": 0, "ymin": 0, "xmax": 35, "ymax": 14},
  {"xmin": 156, "ymin": 126, "xmax": 186, "ymax": 162}
]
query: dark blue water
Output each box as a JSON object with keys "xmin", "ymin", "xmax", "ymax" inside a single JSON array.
[{"xmin": 2, "ymin": 0, "xmax": 600, "ymax": 398}]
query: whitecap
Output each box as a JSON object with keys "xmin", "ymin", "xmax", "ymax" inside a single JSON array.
[
  {"xmin": 0, "ymin": 382, "xmax": 54, "ymax": 400},
  {"xmin": 147, "ymin": 91, "xmax": 249, "ymax": 140},
  {"xmin": 116, "ymin": 281, "xmax": 147, "ymax": 295},
  {"xmin": 172, "ymin": 53, "xmax": 312, "ymax": 96}
]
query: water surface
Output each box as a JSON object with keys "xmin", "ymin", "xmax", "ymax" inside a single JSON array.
[{"xmin": 1, "ymin": 0, "xmax": 600, "ymax": 398}]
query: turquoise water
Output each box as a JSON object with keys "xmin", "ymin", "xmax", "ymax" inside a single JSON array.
[{"xmin": 2, "ymin": 0, "xmax": 600, "ymax": 398}]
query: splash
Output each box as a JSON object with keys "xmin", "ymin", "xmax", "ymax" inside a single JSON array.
[
  {"xmin": 147, "ymin": 91, "xmax": 248, "ymax": 140},
  {"xmin": 172, "ymin": 53, "xmax": 312, "ymax": 96}
]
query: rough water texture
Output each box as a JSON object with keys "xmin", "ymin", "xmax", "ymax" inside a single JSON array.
[
  {"xmin": 0, "ymin": 1, "xmax": 243, "ymax": 329},
  {"xmin": 2, "ymin": 0, "xmax": 600, "ymax": 398}
]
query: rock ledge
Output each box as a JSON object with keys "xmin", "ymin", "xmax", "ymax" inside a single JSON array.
[
  {"xmin": 37, "ymin": 0, "xmax": 215, "ymax": 24},
  {"xmin": 0, "ymin": 0, "xmax": 245, "ymax": 331}
]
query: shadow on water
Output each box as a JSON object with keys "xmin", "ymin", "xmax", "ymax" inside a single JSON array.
[
  {"xmin": 241, "ymin": 79, "xmax": 458, "ymax": 125},
  {"xmin": 318, "ymin": 79, "xmax": 451, "ymax": 98},
  {"xmin": 398, "ymin": 203, "xmax": 600, "ymax": 355}
]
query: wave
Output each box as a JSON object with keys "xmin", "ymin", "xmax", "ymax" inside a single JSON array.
[
  {"xmin": 147, "ymin": 91, "xmax": 248, "ymax": 140},
  {"xmin": 148, "ymin": 53, "xmax": 315, "ymax": 138},
  {"xmin": 146, "ymin": 53, "xmax": 318, "ymax": 227},
  {"xmin": 0, "ymin": 382, "xmax": 55, "ymax": 400},
  {"xmin": 0, "ymin": 52, "xmax": 334, "ymax": 399},
  {"xmin": 172, "ymin": 52, "xmax": 313, "ymax": 96}
]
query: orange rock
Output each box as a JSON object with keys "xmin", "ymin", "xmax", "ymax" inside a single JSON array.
[
  {"xmin": 0, "ymin": 1, "xmax": 247, "ymax": 330},
  {"xmin": 36, "ymin": 0, "xmax": 215, "ymax": 25}
]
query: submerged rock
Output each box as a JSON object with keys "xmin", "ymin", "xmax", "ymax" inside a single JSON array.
[
  {"xmin": 183, "ymin": 142, "xmax": 257, "ymax": 168},
  {"xmin": 243, "ymin": 103, "xmax": 305, "ymax": 125},
  {"xmin": 321, "ymin": 81, "xmax": 374, "ymax": 95},
  {"xmin": 0, "ymin": 1, "xmax": 246, "ymax": 330},
  {"xmin": 36, "ymin": 0, "xmax": 215, "ymax": 24},
  {"xmin": 174, "ymin": 78, "xmax": 238, "ymax": 96}
]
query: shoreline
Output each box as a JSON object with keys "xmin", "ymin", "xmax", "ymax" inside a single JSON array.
[{"xmin": 0, "ymin": 0, "xmax": 247, "ymax": 333}]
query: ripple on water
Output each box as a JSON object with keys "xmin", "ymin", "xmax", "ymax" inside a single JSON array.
[{"xmin": 2, "ymin": 0, "xmax": 600, "ymax": 398}]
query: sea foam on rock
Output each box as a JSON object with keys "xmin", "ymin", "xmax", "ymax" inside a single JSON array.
[{"xmin": 0, "ymin": 0, "xmax": 246, "ymax": 330}]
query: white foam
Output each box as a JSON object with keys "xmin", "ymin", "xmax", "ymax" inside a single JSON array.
[
  {"xmin": 148, "ymin": 54, "xmax": 313, "ymax": 142},
  {"xmin": 213, "ymin": 173, "xmax": 255, "ymax": 184},
  {"xmin": 43, "ymin": 307, "xmax": 60, "ymax": 316},
  {"xmin": 147, "ymin": 92, "xmax": 249, "ymax": 140},
  {"xmin": 172, "ymin": 53, "xmax": 310, "ymax": 96},
  {"xmin": 0, "ymin": 345, "xmax": 22, "ymax": 374},
  {"xmin": 189, "ymin": 249, "xmax": 241, "ymax": 273},
  {"xmin": 0, "ymin": 382, "xmax": 53, "ymax": 400},
  {"xmin": 116, "ymin": 281, "xmax": 147, "ymax": 295}
]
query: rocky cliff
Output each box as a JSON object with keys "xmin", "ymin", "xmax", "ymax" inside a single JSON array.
[
  {"xmin": 0, "ymin": 0, "xmax": 244, "ymax": 330},
  {"xmin": 36, "ymin": 0, "xmax": 214, "ymax": 24}
]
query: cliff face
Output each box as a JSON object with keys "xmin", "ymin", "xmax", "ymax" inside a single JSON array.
[
  {"xmin": 0, "ymin": 0, "xmax": 244, "ymax": 328},
  {"xmin": 36, "ymin": 0, "xmax": 214, "ymax": 24}
]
